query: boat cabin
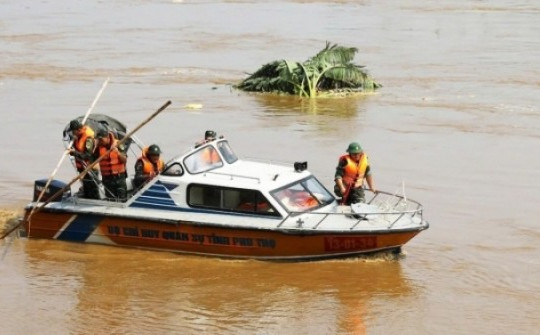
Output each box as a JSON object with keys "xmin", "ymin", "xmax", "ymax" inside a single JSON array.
[
  {"xmin": 40, "ymin": 137, "xmax": 337, "ymax": 220},
  {"xmin": 130, "ymin": 138, "xmax": 336, "ymax": 219}
]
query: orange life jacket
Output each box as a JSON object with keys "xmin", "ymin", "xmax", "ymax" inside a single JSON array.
[
  {"xmin": 73, "ymin": 126, "xmax": 94, "ymax": 169},
  {"xmin": 282, "ymin": 190, "xmax": 319, "ymax": 209},
  {"xmin": 294, "ymin": 192, "xmax": 318, "ymax": 208},
  {"xmin": 138, "ymin": 147, "xmax": 164, "ymax": 178},
  {"xmin": 340, "ymin": 153, "xmax": 368, "ymax": 186},
  {"xmin": 98, "ymin": 134, "xmax": 126, "ymax": 177},
  {"xmin": 202, "ymin": 146, "xmax": 220, "ymax": 164}
]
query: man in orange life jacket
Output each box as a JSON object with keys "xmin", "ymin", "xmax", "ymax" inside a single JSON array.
[
  {"xmin": 195, "ymin": 129, "xmax": 216, "ymax": 148},
  {"xmin": 133, "ymin": 144, "xmax": 164, "ymax": 189},
  {"xmin": 94, "ymin": 127, "xmax": 128, "ymax": 201},
  {"xmin": 195, "ymin": 130, "xmax": 220, "ymax": 165},
  {"xmin": 334, "ymin": 142, "xmax": 376, "ymax": 205},
  {"xmin": 68, "ymin": 119, "xmax": 100, "ymax": 199}
]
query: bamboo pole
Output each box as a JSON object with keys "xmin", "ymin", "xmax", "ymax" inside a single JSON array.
[
  {"xmin": 0, "ymin": 99, "xmax": 172, "ymax": 240},
  {"xmin": 26, "ymin": 78, "xmax": 110, "ymax": 237},
  {"xmin": 32, "ymin": 78, "xmax": 110, "ymax": 211}
]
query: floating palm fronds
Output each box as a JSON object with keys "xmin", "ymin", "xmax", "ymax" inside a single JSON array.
[{"xmin": 235, "ymin": 42, "xmax": 381, "ymax": 98}]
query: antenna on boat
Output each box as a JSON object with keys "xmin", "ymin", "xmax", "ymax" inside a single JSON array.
[{"xmin": 402, "ymin": 180, "xmax": 407, "ymax": 203}]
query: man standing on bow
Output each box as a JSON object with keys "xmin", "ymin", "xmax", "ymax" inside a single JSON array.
[
  {"xmin": 195, "ymin": 130, "xmax": 217, "ymax": 148},
  {"xmin": 68, "ymin": 119, "xmax": 100, "ymax": 199},
  {"xmin": 334, "ymin": 142, "xmax": 376, "ymax": 205}
]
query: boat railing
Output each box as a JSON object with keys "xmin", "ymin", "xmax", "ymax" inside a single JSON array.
[{"xmin": 276, "ymin": 190, "xmax": 424, "ymax": 230}]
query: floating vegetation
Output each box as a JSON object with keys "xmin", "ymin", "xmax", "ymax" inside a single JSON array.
[{"xmin": 235, "ymin": 42, "xmax": 381, "ymax": 98}]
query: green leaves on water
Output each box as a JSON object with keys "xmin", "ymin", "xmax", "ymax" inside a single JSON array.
[{"xmin": 235, "ymin": 42, "xmax": 381, "ymax": 98}]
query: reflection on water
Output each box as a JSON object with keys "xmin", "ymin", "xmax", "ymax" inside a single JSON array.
[
  {"xmin": 251, "ymin": 93, "xmax": 370, "ymax": 117},
  {"xmin": 4, "ymin": 239, "xmax": 414, "ymax": 335}
]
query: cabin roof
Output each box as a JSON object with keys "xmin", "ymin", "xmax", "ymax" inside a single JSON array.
[
  {"xmin": 183, "ymin": 159, "xmax": 311, "ymax": 191},
  {"xmin": 167, "ymin": 138, "xmax": 312, "ymax": 192}
]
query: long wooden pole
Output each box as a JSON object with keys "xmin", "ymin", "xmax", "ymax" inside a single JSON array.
[
  {"xmin": 33, "ymin": 78, "xmax": 110, "ymax": 209},
  {"xmin": 24, "ymin": 78, "xmax": 110, "ymax": 238},
  {"xmin": 0, "ymin": 100, "xmax": 172, "ymax": 240},
  {"xmin": 81, "ymin": 78, "xmax": 110, "ymax": 124}
]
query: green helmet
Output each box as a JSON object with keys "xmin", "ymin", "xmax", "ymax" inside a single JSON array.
[
  {"xmin": 148, "ymin": 144, "xmax": 161, "ymax": 155},
  {"xmin": 95, "ymin": 127, "xmax": 108, "ymax": 139},
  {"xmin": 205, "ymin": 130, "xmax": 216, "ymax": 140},
  {"xmin": 346, "ymin": 142, "xmax": 363, "ymax": 154},
  {"xmin": 69, "ymin": 119, "xmax": 82, "ymax": 131}
]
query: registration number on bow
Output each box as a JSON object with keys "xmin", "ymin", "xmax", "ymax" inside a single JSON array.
[{"xmin": 324, "ymin": 236, "xmax": 377, "ymax": 251}]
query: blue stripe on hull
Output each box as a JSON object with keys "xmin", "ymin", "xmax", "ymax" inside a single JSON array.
[
  {"xmin": 160, "ymin": 182, "xmax": 178, "ymax": 191},
  {"xmin": 57, "ymin": 214, "xmax": 101, "ymax": 242},
  {"xmin": 131, "ymin": 181, "xmax": 177, "ymax": 208},
  {"xmin": 141, "ymin": 189, "xmax": 171, "ymax": 198},
  {"xmin": 136, "ymin": 195, "xmax": 176, "ymax": 206}
]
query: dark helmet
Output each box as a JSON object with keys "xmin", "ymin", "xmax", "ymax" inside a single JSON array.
[
  {"xmin": 346, "ymin": 142, "xmax": 363, "ymax": 154},
  {"xmin": 204, "ymin": 130, "xmax": 216, "ymax": 140},
  {"xmin": 95, "ymin": 127, "xmax": 108, "ymax": 139},
  {"xmin": 147, "ymin": 144, "xmax": 161, "ymax": 156},
  {"xmin": 69, "ymin": 119, "xmax": 82, "ymax": 131}
]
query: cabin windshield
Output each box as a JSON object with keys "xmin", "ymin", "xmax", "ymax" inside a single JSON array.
[
  {"xmin": 217, "ymin": 140, "xmax": 238, "ymax": 164},
  {"xmin": 184, "ymin": 145, "xmax": 224, "ymax": 174},
  {"xmin": 271, "ymin": 176, "xmax": 335, "ymax": 213}
]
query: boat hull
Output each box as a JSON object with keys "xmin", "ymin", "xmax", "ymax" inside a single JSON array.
[{"xmin": 23, "ymin": 208, "xmax": 425, "ymax": 260}]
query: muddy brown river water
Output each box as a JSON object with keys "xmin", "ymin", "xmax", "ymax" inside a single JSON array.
[{"xmin": 1, "ymin": 1, "xmax": 539, "ymax": 334}]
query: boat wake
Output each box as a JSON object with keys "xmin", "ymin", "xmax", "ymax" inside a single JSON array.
[{"xmin": 0, "ymin": 210, "xmax": 20, "ymax": 235}]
